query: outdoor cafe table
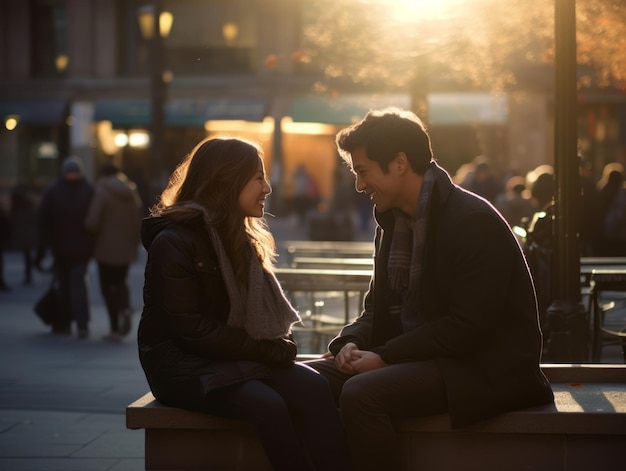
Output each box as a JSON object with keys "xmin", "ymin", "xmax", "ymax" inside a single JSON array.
[
  {"xmin": 274, "ymin": 267, "xmax": 371, "ymax": 324},
  {"xmin": 580, "ymin": 257, "xmax": 626, "ymax": 287}
]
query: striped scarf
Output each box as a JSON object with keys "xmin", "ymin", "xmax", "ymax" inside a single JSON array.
[{"xmin": 387, "ymin": 165, "xmax": 436, "ymax": 329}]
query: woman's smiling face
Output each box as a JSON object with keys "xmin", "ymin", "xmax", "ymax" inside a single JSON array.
[{"xmin": 238, "ymin": 158, "xmax": 271, "ymax": 218}]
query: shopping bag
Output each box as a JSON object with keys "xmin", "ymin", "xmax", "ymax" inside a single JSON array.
[{"xmin": 34, "ymin": 283, "xmax": 59, "ymax": 325}]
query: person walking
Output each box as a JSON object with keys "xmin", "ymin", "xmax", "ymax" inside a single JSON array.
[
  {"xmin": 86, "ymin": 163, "xmax": 143, "ymax": 342},
  {"xmin": 138, "ymin": 137, "xmax": 350, "ymax": 471},
  {"xmin": 306, "ymin": 108, "xmax": 554, "ymax": 470},
  {"xmin": 36, "ymin": 157, "xmax": 94, "ymax": 338},
  {"xmin": 10, "ymin": 183, "xmax": 38, "ymax": 285},
  {"xmin": 0, "ymin": 205, "xmax": 11, "ymax": 292}
]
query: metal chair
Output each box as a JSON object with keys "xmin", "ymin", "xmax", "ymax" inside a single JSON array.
[{"xmin": 588, "ymin": 270, "xmax": 626, "ymax": 363}]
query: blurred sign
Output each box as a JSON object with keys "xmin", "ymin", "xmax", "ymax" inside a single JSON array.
[
  {"xmin": 94, "ymin": 98, "xmax": 268, "ymax": 127},
  {"xmin": 428, "ymin": 93, "xmax": 508, "ymax": 125},
  {"xmin": 288, "ymin": 94, "xmax": 411, "ymax": 124},
  {"xmin": 70, "ymin": 102, "xmax": 95, "ymax": 147},
  {"xmin": 0, "ymin": 101, "xmax": 67, "ymax": 125}
]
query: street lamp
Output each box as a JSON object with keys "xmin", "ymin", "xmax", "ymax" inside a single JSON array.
[
  {"xmin": 137, "ymin": 2, "xmax": 173, "ymax": 208},
  {"xmin": 544, "ymin": 0, "xmax": 588, "ymax": 363}
]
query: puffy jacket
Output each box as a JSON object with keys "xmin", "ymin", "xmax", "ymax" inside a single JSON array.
[
  {"xmin": 138, "ymin": 212, "xmax": 296, "ymax": 410},
  {"xmin": 85, "ymin": 174, "xmax": 142, "ymax": 266}
]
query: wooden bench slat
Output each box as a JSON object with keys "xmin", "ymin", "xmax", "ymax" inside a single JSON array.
[
  {"xmin": 127, "ymin": 383, "xmax": 626, "ymax": 434},
  {"xmin": 128, "ymin": 366, "xmax": 626, "ymax": 470}
]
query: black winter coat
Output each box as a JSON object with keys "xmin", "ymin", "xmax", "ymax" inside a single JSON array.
[
  {"xmin": 329, "ymin": 162, "xmax": 554, "ymax": 428},
  {"xmin": 37, "ymin": 177, "xmax": 94, "ymax": 264},
  {"xmin": 138, "ymin": 213, "xmax": 296, "ymax": 410}
]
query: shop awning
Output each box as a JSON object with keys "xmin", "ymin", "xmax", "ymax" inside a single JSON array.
[
  {"xmin": 0, "ymin": 100, "xmax": 68, "ymax": 125},
  {"xmin": 288, "ymin": 94, "xmax": 412, "ymax": 124},
  {"xmin": 94, "ymin": 98, "xmax": 268, "ymax": 128},
  {"xmin": 427, "ymin": 93, "xmax": 508, "ymax": 125}
]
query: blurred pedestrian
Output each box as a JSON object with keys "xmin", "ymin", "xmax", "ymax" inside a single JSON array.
[
  {"xmin": 596, "ymin": 162, "xmax": 626, "ymax": 256},
  {"xmin": 461, "ymin": 156, "xmax": 502, "ymax": 204},
  {"xmin": 138, "ymin": 137, "xmax": 350, "ymax": 470},
  {"xmin": 291, "ymin": 164, "xmax": 319, "ymax": 224},
  {"xmin": 578, "ymin": 157, "xmax": 602, "ymax": 256},
  {"xmin": 86, "ymin": 163, "xmax": 143, "ymax": 342},
  {"xmin": 527, "ymin": 165, "xmax": 555, "ymax": 211},
  {"xmin": 36, "ymin": 157, "xmax": 94, "ymax": 338},
  {"xmin": 0, "ymin": 205, "xmax": 11, "ymax": 291},
  {"xmin": 10, "ymin": 183, "xmax": 38, "ymax": 285},
  {"xmin": 494, "ymin": 176, "xmax": 535, "ymax": 227}
]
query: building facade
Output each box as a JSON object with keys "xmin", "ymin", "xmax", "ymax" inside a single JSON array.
[
  {"xmin": 0, "ymin": 0, "xmax": 408, "ymax": 212},
  {"xmin": 1, "ymin": 0, "xmax": 624, "ymax": 214}
]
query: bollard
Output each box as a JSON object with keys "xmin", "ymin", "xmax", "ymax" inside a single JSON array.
[{"xmin": 544, "ymin": 300, "xmax": 589, "ymax": 363}]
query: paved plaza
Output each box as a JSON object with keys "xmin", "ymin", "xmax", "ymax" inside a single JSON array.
[
  {"xmin": 0, "ymin": 215, "xmax": 622, "ymax": 470},
  {"xmin": 0, "ymin": 215, "xmax": 328, "ymax": 470}
]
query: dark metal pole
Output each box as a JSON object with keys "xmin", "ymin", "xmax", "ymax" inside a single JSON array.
[
  {"xmin": 545, "ymin": 0, "xmax": 588, "ymax": 362},
  {"xmin": 271, "ymin": 116, "xmax": 284, "ymax": 214},
  {"xmin": 149, "ymin": 0, "xmax": 166, "ymax": 208},
  {"xmin": 554, "ymin": 0, "xmax": 580, "ymax": 303}
]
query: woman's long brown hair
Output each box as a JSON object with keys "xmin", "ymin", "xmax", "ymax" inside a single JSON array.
[{"xmin": 151, "ymin": 137, "xmax": 276, "ymax": 276}]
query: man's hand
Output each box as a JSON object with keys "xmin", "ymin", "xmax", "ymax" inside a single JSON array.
[
  {"xmin": 335, "ymin": 342, "xmax": 387, "ymax": 375},
  {"xmin": 349, "ymin": 350, "xmax": 387, "ymax": 374}
]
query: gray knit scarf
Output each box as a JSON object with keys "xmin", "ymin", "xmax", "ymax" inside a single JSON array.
[
  {"xmin": 185, "ymin": 202, "xmax": 300, "ymax": 340},
  {"xmin": 387, "ymin": 165, "xmax": 436, "ymax": 327}
]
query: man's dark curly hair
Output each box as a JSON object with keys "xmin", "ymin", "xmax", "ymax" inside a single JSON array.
[{"xmin": 335, "ymin": 107, "xmax": 433, "ymax": 175}]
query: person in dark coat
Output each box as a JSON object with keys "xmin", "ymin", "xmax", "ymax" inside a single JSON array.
[
  {"xmin": 138, "ymin": 137, "xmax": 350, "ymax": 471},
  {"xmin": 36, "ymin": 157, "xmax": 94, "ymax": 338},
  {"xmin": 10, "ymin": 183, "xmax": 38, "ymax": 285},
  {"xmin": 306, "ymin": 109, "xmax": 554, "ymax": 470},
  {"xmin": 596, "ymin": 162, "xmax": 626, "ymax": 256},
  {"xmin": 86, "ymin": 163, "xmax": 143, "ymax": 341},
  {"xmin": 0, "ymin": 205, "xmax": 10, "ymax": 291}
]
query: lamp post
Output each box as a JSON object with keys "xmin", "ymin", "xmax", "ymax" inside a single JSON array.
[
  {"xmin": 545, "ymin": 0, "xmax": 588, "ymax": 363},
  {"xmin": 137, "ymin": 2, "xmax": 173, "ymax": 208}
]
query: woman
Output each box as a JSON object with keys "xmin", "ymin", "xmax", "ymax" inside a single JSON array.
[{"xmin": 138, "ymin": 137, "xmax": 350, "ymax": 470}]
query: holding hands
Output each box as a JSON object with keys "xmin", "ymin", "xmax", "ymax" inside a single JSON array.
[{"xmin": 334, "ymin": 342, "xmax": 387, "ymax": 375}]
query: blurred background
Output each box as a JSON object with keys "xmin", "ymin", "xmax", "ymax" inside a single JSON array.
[{"xmin": 0, "ymin": 0, "xmax": 624, "ymax": 220}]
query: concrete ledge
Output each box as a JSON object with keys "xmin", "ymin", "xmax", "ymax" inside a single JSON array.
[{"xmin": 127, "ymin": 365, "xmax": 626, "ymax": 471}]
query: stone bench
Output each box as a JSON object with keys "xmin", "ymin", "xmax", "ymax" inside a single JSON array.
[{"xmin": 126, "ymin": 364, "xmax": 626, "ymax": 471}]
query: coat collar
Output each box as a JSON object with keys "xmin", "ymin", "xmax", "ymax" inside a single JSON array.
[{"xmin": 374, "ymin": 160, "xmax": 454, "ymax": 230}]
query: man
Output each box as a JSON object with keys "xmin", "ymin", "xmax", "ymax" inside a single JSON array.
[
  {"xmin": 0, "ymin": 205, "xmax": 10, "ymax": 291},
  {"xmin": 307, "ymin": 109, "xmax": 553, "ymax": 470},
  {"xmin": 37, "ymin": 157, "xmax": 94, "ymax": 338},
  {"xmin": 86, "ymin": 163, "xmax": 143, "ymax": 341}
]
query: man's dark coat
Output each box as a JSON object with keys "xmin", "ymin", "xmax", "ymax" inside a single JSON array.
[{"xmin": 329, "ymin": 162, "xmax": 554, "ymax": 427}]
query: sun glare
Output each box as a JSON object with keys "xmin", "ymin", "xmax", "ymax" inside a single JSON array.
[{"xmin": 376, "ymin": 0, "xmax": 465, "ymax": 23}]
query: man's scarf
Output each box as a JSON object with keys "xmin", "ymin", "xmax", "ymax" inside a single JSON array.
[
  {"xmin": 185, "ymin": 202, "xmax": 300, "ymax": 339},
  {"xmin": 387, "ymin": 165, "xmax": 437, "ymax": 328}
]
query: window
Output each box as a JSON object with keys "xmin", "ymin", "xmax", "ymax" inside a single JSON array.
[
  {"xmin": 166, "ymin": 0, "xmax": 257, "ymax": 74},
  {"xmin": 125, "ymin": 0, "xmax": 258, "ymax": 77},
  {"xmin": 31, "ymin": 0, "xmax": 68, "ymax": 77}
]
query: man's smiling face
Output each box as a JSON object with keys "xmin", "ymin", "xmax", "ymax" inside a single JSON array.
[{"xmin": 350, "ymin": 146, "xmax": 404, "ymax": 214}]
